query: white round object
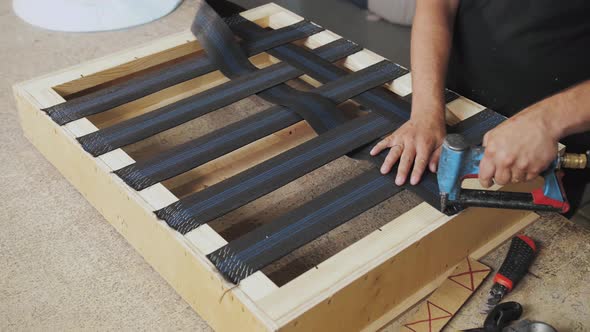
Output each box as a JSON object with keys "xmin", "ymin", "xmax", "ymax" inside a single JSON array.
[{"xmin": 13, "ymin": 0, "xmax": 184, "ymax": 32}]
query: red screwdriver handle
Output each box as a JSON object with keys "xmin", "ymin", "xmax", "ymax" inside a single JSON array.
[{"xmin": 494, "ymin": 235, "xmax": 537, "ymax": 292}]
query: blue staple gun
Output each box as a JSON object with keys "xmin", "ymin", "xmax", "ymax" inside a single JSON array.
[{"xmin": 437, "ymin": 134, "xmax": 589, "ymax": 215}]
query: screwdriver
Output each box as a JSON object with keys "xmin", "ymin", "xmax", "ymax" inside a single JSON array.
[{"xmin": 484, "ymin": 235, "xmax": 537, "ymax": 313}]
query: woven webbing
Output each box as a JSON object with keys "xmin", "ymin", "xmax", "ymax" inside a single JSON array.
[
  {"xmin": 43, "ymin": 19, "xmax": 324, "ymax": 125},
  {"xmin": 116, "ymin": 60, "xmax": 407, "ymax": 190},
  {"xmin": 40, "ymin": 0, "xmax": 508, "ymax": 285}
]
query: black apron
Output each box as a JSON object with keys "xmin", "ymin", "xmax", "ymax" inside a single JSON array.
[{"xmin": 447, "ymin": 0, "xmax": 590, "ymax": 214}]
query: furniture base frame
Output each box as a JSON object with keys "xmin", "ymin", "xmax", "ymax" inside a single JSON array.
[{"xmin": 14, "ymin": 4, "xmax": 538, "ymax": 331}]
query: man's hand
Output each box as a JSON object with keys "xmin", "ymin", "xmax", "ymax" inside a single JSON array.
[
  {"xmin": 479, "ymin": 105, "xmax": 559, "ymax": 187},
  {"xmin": 372, "ymin": 0, "xmax": 459, "ymax": 186},
  {"xmin": 370, "ymin": 112, "xmax": 446, "ymax": 185}
]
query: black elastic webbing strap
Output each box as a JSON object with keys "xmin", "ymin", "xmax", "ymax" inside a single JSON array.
[
  {"xmin": 135, "ymin": 3, "xmax": 508, "ymax": 283},
  {"xmin": 316, "ymin": 61, "xmax": 407, "ymax": 101},
  {"xmin": 152, "ymin": 4, "xmax": 507, "ymax": 234},
  {"xmin": 155, "ymin": 113, "xmax": 392, "ymax": 234},
  {"xmin": 78, "ymin": 61, "xmax": 300, "ymax": 157},
  {"xmin": 117, "ymin": 60, "xmax": 405, "ymax": 191},
  {"xmin": 151, "ymin": 3, "xmax": 412, "ymax": 235},
  {"xmin": 229, "ymin": 18, "xmax": 412, "ymax": 123},
  {"xmin": 246, "ymin": 34, "xmax": 447, "ymax": 204},
  {"xmin": 79, "ymin": 40, "xmax": 361, "ymax": 157},
  {"xmin": 192, "ymin": 4, "xmax": 354, "ymax": 135},
  {"xmin": 449, "ymin": 109, "xmax": 506, "ymax": 145},
  {"xmin": 43, "ymin": 19, "xmax": 324, "ymax": 126},
  {"xmin": 208, "ymin": 169, "xmax": 402, "ymax": 283},
  {"xmin": 117, "ymin": 107, "xmax": 300, "ymax": 190},
  {"xmin": 207, "ymin": 109, "xmax": 506, "ymax": 283},
  {"xmin": 227, "ymin": 18, "xmax": 465, "ymax": 207},
  {"xmin": 191, "ymin": 4, "xmax": 256, "ymax": 76}
]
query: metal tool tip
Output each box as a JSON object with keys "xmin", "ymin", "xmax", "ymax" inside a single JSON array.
[
  {"xmin": 440, "ymin": 193, "xmax": 448, "ymax": 213},
  {"xmin": 482, "ymin": 283, "xmax": 507, "ymax": 314}
]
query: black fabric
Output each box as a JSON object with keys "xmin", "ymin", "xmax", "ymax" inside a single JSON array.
[
  {"xmin": 208, "ymin": 109, "xmax": 505, "ymax": 284},
  {"xmin": 45, "ymin": 0, "xmax": 509, "ymax": 284},
  {"xmin": 192, "ymin": 4, "xmax": 352, "ymax": 136},
  {"xmin": 155, "ymin": 113, "xmax": 392, "ymax": 234},
  {"xmin": 448, "ymin": 109, "xmax": 506, "ymax": 145},
  {"xmin": 77, "ymin": 39, "xmax": 361, "ymax": 157},
  {"xmin": 229, "ymin": 18, "xmax": 412, "ymax": 124},
  {"xmin": 117, "ymin": 60, "xmax": 406, "ymax": 191},
  {"xmin": 208, "ymin": 169, "xmax": 402, "ymax": 283},
  {"xmin": 448, "ymin": 1, "xmax": 590, "ymax": 118},
  {"xmin": 153, "ymin": 2, "xmax": 508, "ymax": 238},
  {"xmin": 43, "ymin": 20, "xmax": 324, "ymax": 125},
  {"xmin": 204, "ymin": 0, "xmax": 243, "ymax": 17},
  {"xmin": 448, "ymin": 1, "xmax": 590, "ymax": 215},
  {"xmin": 78, "ymin": 61, "xmax": 301, "ymax": 156}
]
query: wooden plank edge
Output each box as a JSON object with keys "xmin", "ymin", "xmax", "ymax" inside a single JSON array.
[
  {"xmin": 260, "ymin": 205, "xmax": 537, "ymax": 331},
  {"xmin": 20, "ymin": 2, "xmax": 290, "ymax": 95},
  {"xmin": 365, "ymin": 211, "xmax": 537, "ymax": 332},
  {"xmin": 14, "ymin": 85, "xmax": 280, "ymax": 332}
]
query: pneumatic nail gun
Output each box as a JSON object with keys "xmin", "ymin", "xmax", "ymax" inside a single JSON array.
[{"xmin": 437, "ymin": 134, "xmax": 589, "ymax": 215}]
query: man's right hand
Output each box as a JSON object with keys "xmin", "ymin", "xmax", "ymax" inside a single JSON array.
[{"xmin": 370, "ymin": 111, "xmax": 446, "ymax": 186}]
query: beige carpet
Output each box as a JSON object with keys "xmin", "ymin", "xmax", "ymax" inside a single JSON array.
[
  {"xmin": 1, "ymin": 1, "xmax": 209, "ymax": 330},
  {"xmin": 1, "ymin": 1, "xmax": 589, "ymax": 331}
]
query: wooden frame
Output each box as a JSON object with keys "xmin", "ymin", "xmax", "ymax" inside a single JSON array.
[{"xmin": 14, "ymin": 4, "xmax": 538, "ymax": 331}]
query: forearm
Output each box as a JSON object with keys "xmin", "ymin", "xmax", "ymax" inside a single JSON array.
[
  {"xmin": 372, "ymin": 0, "xmax": 461, "ymax": 183},
  {"xmin": 410, "ymin": 0, "xmax": 459, "ymax": 118},
  {"xmin": 479, "ymin": 80, "xmax": 590, "ymax": 187},
  {"xmin": 517, "ymin": 80, "xmax": 590, "ymax": 141}
]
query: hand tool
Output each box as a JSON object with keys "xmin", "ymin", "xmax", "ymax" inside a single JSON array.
[
  {"xmin": 464, "ymin": 301, "xmax": 557, "ymax": 332},
  {"xmin": 437, "ymin": 133, "xmax": 590, "ymax": 215},
  {"xmin": 484, "ymin": 235, "xmax": 537, "ymax": 313},
  {"xmin": 463, "ymin": 301, "xmax": 523, "ymax": 332}
]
